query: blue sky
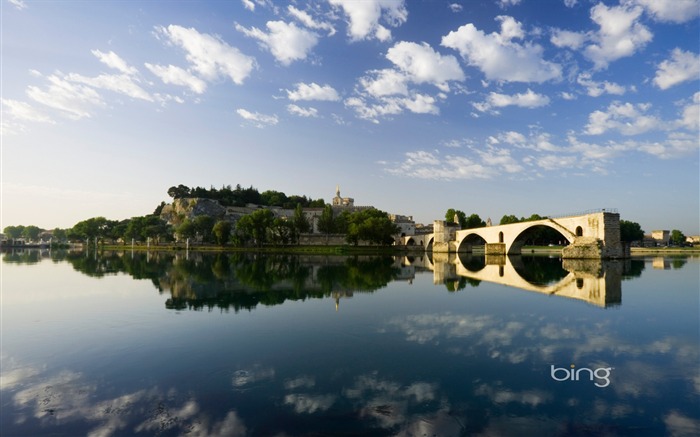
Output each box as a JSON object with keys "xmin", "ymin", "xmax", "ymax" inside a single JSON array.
[{"xmin": 2, "ymin": 0, "xmax": 699, "ymax": 235}]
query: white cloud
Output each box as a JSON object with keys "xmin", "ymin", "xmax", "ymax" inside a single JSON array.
[
  {"xmin": 2, "ymin": 99, "xmax": 54, "ymax": 124},
  {"xmin": 500, "ymin": 130, "xmax": 527, "ymax": 145},
  {"xmin": 144, "ymin": 63, "xmax": 207, "ymax": 94},
  {"xmin": 577, "ymin": 72, "xmax": 628, "ymax": 97},
  {"xmin": 561, "ymin": 92, "xmax": 576, "ymax": 100},
  {"xmin": 345, "ymin": 96, "xmax": 402, "ymax": 123},
  {"xmin": 156, "ymin": 25, "xmax": 256, "ymax": 84},
  {"xmin": 236, "ymin": 108, "xmax": 279, "ymax": 127},
  {"xmin": 477, "ymin": 146, "xmax": 524, "ymax": 173},
  {"xmin": 583, "ymin": 3, "xmax": 653, "ymax": 70},
  {"xmin": 8, "ymin": 0, "xmax": 26, "ymax": 10},
  {"xmin": 448, "ymin": 3, "xmax": 463, "ymax": 13},
  {"xmin": 27, "ymin": 73, "xmax": 104, "ymax": 119},
  {"xmin": 240, "ymin": 0, "xmax": 274, "ymax": 12},
  {"xmin": 550, "ymin": 29, "xmax": 586, "ymax": 50},
  {"xmin": 403, "ymin": 93, "xmax": 439, "ymax": 114},
  {"xmin": 345, "ymin": 92, "xmax": 439, "ymax": 123},
  {"xmin": 283, "ymin": 394, "xmax": 336, "ymax": 414},
  {"xmin": 287, "ymin": 6, "xmax": 335, "ymax": 35},
  {"xmin": 637, "ymin": 132, "xmax": 700, "ymax": 159},
  {"xmin": 497, "ymin": 0, "xmax": 522, "ymax": 9},
  {"xmin": 328, "ymin": 0, "xmax": 407, "ymax": 42},
  {"xmin": 475, "ymin": 89, "xmax": 550, "ymax": 112},
  {"xmin": 441, "ymin": 16, "xmax": 562, "ymax": 83},
  {"xmin": 564, "ymin": 0, "xmax": 577, "ymax": 7},
  {"xmin": 584, "ymin": 101, "xmax": 661, "ymax": 136},
  {"xmin": 286, "ymin": 82, "xmax": 340, "ymax": 101},
  {"xmin": 386, "ymin": 41, "xmax": 465, "ymax": 92},
  {"xmin": 66, "ymin": 72, "xmax": 152, "ymax": 101},
  {"xmin": 385, "ymin": 148, "xmax": 522, "ymax": 180},
  {"xmin": 91, "ymin": 49, "xmax": 138, "ymax": 75},
  {"xmin": 348, "ymin": 42, "xmax": 463, "ymax": 121},
  {"xmin": 236, "ymin": 20, "xmax": 318, "ymax": 66},
  {"xmin": 653, "ymin": 48, "xmax": 700, "ymax": 90},
  {"xmin": 567, "ymin": 134, "xmax": 633, "ymax": 161},
  {"xmin": 287, "ymin": 104, "xmax": 318, "ymax": 117},
  {"xmin": 635, "ymin": 0, "xmax": 700, "ymax": 23},
  {"xmin": 678, "ymin": 92, "xmax": 700, "ymax": 131},
  {"xmin": 360, "ymin": 69, "xmax": 409, "ymax": 97}
]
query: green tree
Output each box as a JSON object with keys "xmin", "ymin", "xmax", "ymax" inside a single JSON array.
[
  {"xmin": 499, "ymin": 215, "xmax": 520, "ymax": 225},
  {"xmin": 142, "ymin": 215, "xmax": 172, "ymax": 243},
  {"xmin": 455, "ymin": 211, "xmax": 468, "ymax": 228},
  {"xmin": 464, "ymin": 213, "xmax": 485, "ymax": 229},
  {"xmin": 271, "ymin": 218, "xmax": 293, "ymax": 245},
  {"xmin": 52, "ymin": 228, "xmax": 67, "ymax": 242},
  {"xmin": 3, "ymin": 225, "xmax": 25, "ymax": 239},
  {"xmin": 212, "ymin": 220, "xmax": 232, "ymax": 245},
  {"xmin": 670, "ymin": 229, "xmax": 686, "ymax": 246},
  {"xmin": 153, "ymin": 201, "xmax": 166, "ymax": 216},
  {"xmin": 619, "ymin": 220, "xmax": 644, "ymax": 242},
  {"xmin": 193, "ymin": 215, "xmax": 215, "ymax": 243},
  {"xmin": 261, "ymin": 190, "xmax": 288, "ymax": 207},
  {"xmin": 292, "ymin": 203, "xmax": 311, "ymax": 236},
  {"xmin": 167, "ymin": 184, "xmax": 191, "ymax": 199},
  {"xmin": 175, "ymin": 219, "xmax": 197, "ymax": 241},
  {"xmin": 69, "ymin": 217, "xmax": 109, "ymax": 242},
  {"xmin": 345, "ymin": 208, "xmax": 399, "ymax": 246},
  {"xmin": 308, "ymin": 198, "xmax": 326, "ymax": 208},
  {"xmin": 334, "ymin": 210, "xmax": 351, "ymax": 234},
  {"xmin": 22, "ymin": 225, "xmax": 43, "ymax": 241},
  {"xmin": 445, "ymin": 209, "xmax": 467, "ymax": 228},
  {"xmin": 236, "ymin": 209, "xmax": 274, "ymax": 246},
  {"xmin": 317, "ymin": 205, "xmax": 335, "ymax": 234}
]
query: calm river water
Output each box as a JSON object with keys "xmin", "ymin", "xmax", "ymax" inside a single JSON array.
[{"xmin": 1, "ymin": 249, "xmax": 698, "ymax": 436}]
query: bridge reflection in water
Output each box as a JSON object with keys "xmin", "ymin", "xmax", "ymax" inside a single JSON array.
[{"xmin": 403, "ymin": 253, "xmax": 622, "ymax": 308}]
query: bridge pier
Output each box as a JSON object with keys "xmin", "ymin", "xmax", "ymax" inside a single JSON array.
[{"xmin": 485, "ymin": 243, "xmax": 505, "ymax": 256}]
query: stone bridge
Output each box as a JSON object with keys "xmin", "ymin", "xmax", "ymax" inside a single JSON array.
[{"xmin": 403, "ymin": 210, "xmax": 626, "ymax": 259}]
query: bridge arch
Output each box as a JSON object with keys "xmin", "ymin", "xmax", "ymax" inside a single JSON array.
[
  {"xmin": 508, "ymin": 222, "xmax": 574, "ymax": 255},
  {"xmin": 457, "ymin": 232, "xmax": 487, "ymax": 253}
]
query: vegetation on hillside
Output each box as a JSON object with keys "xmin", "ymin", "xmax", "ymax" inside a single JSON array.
[{"xmin": 167, "ymin": 184, "xmax": 325, "ymax": 208}]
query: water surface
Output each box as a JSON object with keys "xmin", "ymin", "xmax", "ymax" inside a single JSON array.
[{"xmin": 1, "ymin": 250, "xmax": 698, "ymax": 436}]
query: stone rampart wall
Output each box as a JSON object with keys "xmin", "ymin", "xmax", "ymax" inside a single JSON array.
[{"xmin": 298, "ymin": 234, "xmax": 347, "ymax": 245}]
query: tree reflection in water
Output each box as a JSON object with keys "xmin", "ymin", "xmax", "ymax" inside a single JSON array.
[{"xmin": 59, "ymin": 251, "xmax": 401, "ymax": 312}]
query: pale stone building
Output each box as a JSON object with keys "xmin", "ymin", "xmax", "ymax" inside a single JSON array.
[
  {"xmin": 651, "ymin": 230, "xmax": 670, "ymax": 246},
  {"xmin": 332, "ymin": 185, "xmax": 354, "ymax": 207}
]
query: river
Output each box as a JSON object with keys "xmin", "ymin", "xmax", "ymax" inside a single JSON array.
[{"xmin": 1, "ymin": 249, "xmax": 698, "ymax": 436}]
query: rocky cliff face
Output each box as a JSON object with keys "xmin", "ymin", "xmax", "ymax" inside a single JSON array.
[{"xmin": 160, "ymin": 198, "xmax": 227, "ymax": 225}]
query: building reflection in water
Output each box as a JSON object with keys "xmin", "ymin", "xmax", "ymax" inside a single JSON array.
[{"xmin": 402, "ymin": 253, "xmax": 625, "ymax": 308}]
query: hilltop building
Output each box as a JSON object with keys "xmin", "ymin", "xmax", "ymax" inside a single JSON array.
[{"xmin": 332, "ymin": 185, "xmax": 354, "ymax": 207}]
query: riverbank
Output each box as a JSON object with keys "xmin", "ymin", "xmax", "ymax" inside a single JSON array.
[{"xmin": 630, "ymin": 247, "xmax": 700, "ymax": 255}]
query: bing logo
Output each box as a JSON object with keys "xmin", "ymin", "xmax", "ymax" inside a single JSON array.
[{"xmin": 550, "ymin": 364, "xmax": 612, "ymax": 388}]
